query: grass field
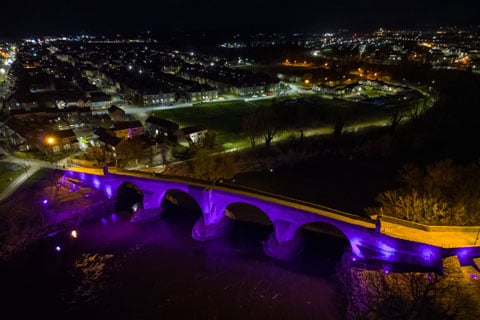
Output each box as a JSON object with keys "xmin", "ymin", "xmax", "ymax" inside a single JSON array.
[
  {"xmin": 0, "ymin": 162, "xmax": 25, "ymax": 193},
  {"xmin": 152, "ymin": 95, "xmax": 410, "ymax": 149},
  {"xmin": 153, "ymin": 99, "xmax": 275, "ymax": 146}
]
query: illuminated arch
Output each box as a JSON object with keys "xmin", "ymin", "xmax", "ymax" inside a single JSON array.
[
  {"xmin": 161, "ymin": 189, "xmax": 202, "ymax": 213},
  {"xmin": 224, "ymin": 202, "xmax": 273, "ymax": 226},
  {"xmin": 299, "ymin": 222, "xmax": 352, "ymax": 256},
  {"xmin": 115, "ymin": 181, "xmax": 144, "ymax": 213}
]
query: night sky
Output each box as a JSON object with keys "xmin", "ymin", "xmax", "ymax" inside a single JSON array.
[{"xmin": 2, "ymin": 0, "xmax": 480, "ymax": 37}]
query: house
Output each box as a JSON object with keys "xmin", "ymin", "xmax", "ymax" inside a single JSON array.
[
  {"xmin": 6, "ymin": 92, "xmax": 39, "ymax": 111},
  {"xmin": 141, "ymin": 91, "xmax": 176, "ymax": 106},
  {"xmin": 55, "ymin": 91, "xmax": 87, "ymax": 109},
  {"xmin": 186, "ymin": 85, "xmax": 218, "ymax": 103},
  {"xmin": 38, "ymin": 129, "xmax": 79, "ymax": 154},
  {"xmin": 144, "ymin": 116, "xmax": 179, "ymax": 139},
  {"xmin": 2, "ymin": 117, "xmax": 30, "ymax": 150},
  {"xmin": 92, "ymin": 127, "xmax": 122, "ymax": 160},
  {"xmin": 181, "ymin": 125, "xmax": 208, "ymax": 146},
  {"xmin": 86, "ymin": 91, "xmax": 112, "ymax": 111},
  {"xmin": 108, "ymin": 105, "xmax": 126, "ymax": 122},
  {"xmin": 46, "ymin": 106, "xmax": 93, "ymax": 128},
  {"xmin": 110, "ymin": 120, "xmax": 144, "ymax": 139}
]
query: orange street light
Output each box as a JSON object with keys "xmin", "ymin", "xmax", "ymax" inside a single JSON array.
[{"xmin": 46, "ymin": 136, "xmax": 56, "ymax": 145}]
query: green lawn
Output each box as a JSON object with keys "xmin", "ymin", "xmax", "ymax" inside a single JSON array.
[
  {"xmin": 152, "ymin": 96, "xmax": 408, "ymax": 148},
  {"xmin": 362, "ymin": 87, "xmax": 387, "ymax": 98},
  {"xmin": 0, "ymin": 162, "xmax": 26, "ymax": 193},
  {"xmin": 154, "ymin": 100, "xmax": 275, "ymax": 145}
]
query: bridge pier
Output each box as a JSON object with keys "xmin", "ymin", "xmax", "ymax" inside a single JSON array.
[
  {"xmin": 263, "ymin": 221, "xmax": 303, "ymax": 259},
  {"xmin": 192, "ymin": 215, "xmax": 231, "ymax": 241},
  {"xmin": 192, "ymin": 191, "xmax": 231, "ymax": 241},
  {"xmin": 129, "ymin": 190, "xmax": 166, "ymax": 223}
]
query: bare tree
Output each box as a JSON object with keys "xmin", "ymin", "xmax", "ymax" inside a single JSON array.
[
  {"xmin": 257, "ymin": 107, "xmax": 281, "ymax": 148},
  {"xmin": 366, "ymin": 161, "xmax": 480, "ymax": 225},
  {"xmin": 390, "ymin": 110, "xmax": 404, "ymax": 132},
  {"xmin": 188, "ymin": 148, "xmax": 237, "ymax": 182},
  {"xmin": 336, "ymin": 252, "xmax": 479, "ymax": 320},
  {"xmin": 408, "ymin": 98, "xmax": 427, "ymax": 122},
  {"xmin": 115, "ymin": 137, "xmax": 145, "ymax": 166},
  {"xmin": 242, "ymin": 113, "xmax": 261, "ymax": 149},
  {"xmin": 293, "ymin": 104, "xmax": 309, "ymax": 141}
]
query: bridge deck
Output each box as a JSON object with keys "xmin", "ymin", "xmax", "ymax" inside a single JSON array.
[{"xmin": 381, "ymin": 221, "xmax": 480, "ymax": 248}]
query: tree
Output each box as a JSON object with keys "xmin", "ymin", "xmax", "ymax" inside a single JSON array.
[
  {"xmin": 84, "ymin": 146, "xmax": 105, "ymax": 163},
  {"xmin": 202, "ymin": 131, "xmax": 218, "ymax": 150},
  {"xmin": 188, "ymin": 149, "xmax": 237, "ymax": 182},
  {"xmin": 408, "ymin": 98, "xmax": 427, "ymax": 122},
  {"xmin": 336, "ymin": 252, "xmax": 479, "ymax": 320},
  {"xmin": 115, "ymin": 138, "xmax": 145, "ymax": 167},
  {"xmin": 333, "ymin": 117, "xmax": 346, "ymax": 138},
  {"xmin": 132, "ymin": 93, "xmax": 144, "ymax": 107},
  {"xmin": 293, "ymin": 104, "xmax": 309, "ymax": 141},
  {"xmin": 366, "ymin": 160, "xmax": 480, "ymax": 225},
  {"xmin": 390, "ymin": 110, "xmax": 404, "ymax": 132},
  {"xmin": 242, "ymin": 113, "xmax": 261, "ymax": 149},
  {"xmin": 257, "ymin": 107, "xmax": 281, "ymax": 148}
]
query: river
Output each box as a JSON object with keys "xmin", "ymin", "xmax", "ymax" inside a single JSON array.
[{"xmin": 0, "ymin": 205, "xmax": 350, "ymax": 320}]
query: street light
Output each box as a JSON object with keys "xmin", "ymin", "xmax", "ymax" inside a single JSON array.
[{"xmin": 46, "ymin": 136, "xmax": 56, "ymax": 145}]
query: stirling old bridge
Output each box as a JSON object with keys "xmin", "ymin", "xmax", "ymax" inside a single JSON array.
[{"xmin": 64, "ymin": 169, "xmax": 480, "ymax": 270}]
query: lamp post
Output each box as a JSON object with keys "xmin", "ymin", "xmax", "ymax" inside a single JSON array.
[{"xmin": 45, "ymin": 136, "xmax": 56, "ymax": 160}]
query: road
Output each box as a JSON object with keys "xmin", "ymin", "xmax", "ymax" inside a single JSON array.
[
  {"xmin": 92, "ymin": 81, "xmax": 310, "ymax": 116},
  {"xmin": 0, "ymin": 144, "xmax": 68, "ymax": 202}
]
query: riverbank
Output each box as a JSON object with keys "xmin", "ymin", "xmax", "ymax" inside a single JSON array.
[{"xmin": 0, "ymin": 169, "xmax": 113, "ymax": 261}]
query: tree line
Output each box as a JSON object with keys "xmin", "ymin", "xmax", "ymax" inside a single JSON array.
[{"xmin": 366, "ymin": 160, "xmax": 480, "ymax": 226}]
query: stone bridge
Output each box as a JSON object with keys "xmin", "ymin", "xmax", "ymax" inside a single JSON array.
[{"xmin": 63, "ymin": 170, "xmax": 480, "ymax": 270}]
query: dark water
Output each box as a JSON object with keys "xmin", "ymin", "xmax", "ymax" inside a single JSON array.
[{"xmin": 1, "ymin": 207, "xmax": 350, "ymax": 320}]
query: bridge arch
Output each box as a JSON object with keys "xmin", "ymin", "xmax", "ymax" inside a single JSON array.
[
  {"xmin": 114, "ymin": 181, "xmax": 144, "ymax": 214},
  {"xmin": 160, "ymin": 189, "xmax": 203, "ymax": 214},
  {"xmin": 299, "ymin": 222, "xmax": 352, "ymax": 258},
  {"xmin": 224, "ymin": 202, "xmax": 273, "ymax": 226}
]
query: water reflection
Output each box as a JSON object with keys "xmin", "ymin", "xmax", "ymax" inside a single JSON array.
[{"xmin": 1, "ymin": 206, "xmax": 347, "ymax": 320}]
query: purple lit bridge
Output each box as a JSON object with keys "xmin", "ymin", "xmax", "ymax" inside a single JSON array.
[{"xmin": 63, "ymin": 170, "xmax": 480, "ymax": 269}]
